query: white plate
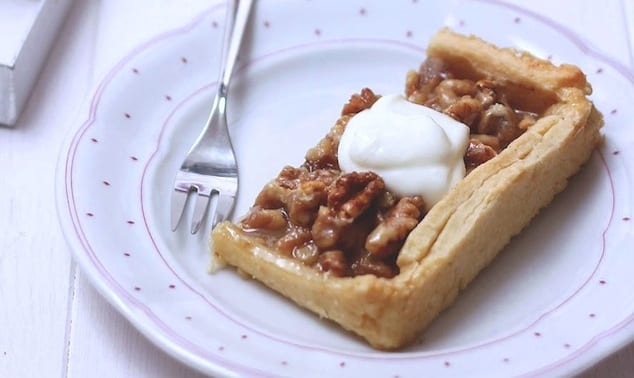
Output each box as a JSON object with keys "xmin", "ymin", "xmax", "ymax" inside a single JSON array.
[{"xmin": 56, "ymin": 0, "xmax": 634, "ymax": 376}]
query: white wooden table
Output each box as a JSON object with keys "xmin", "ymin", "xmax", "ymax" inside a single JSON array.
[{"xmin": 1, "ymin": 1, "xmax": 632, "ymax": 377}]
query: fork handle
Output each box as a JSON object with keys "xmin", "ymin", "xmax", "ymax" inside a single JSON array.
[
  {"xmin": 187, "ymin": 0, "xmax": 253, "ymax": 163},
  {"xmin": 219, "ymin": 0, "xmax": 254, "ymax": 91}
]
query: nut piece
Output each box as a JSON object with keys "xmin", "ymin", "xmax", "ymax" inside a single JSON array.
[
  {"xmin": 311, "ymin": 206, "xmax": 352, "ymax": 250},
  {"xmin": 365, "ymin": 196, "xmax": 426, "ymax": 258},
  {"xmin": 276, "ymin": 226, "xmax": 312, "ymax": 255},
  {"xmin": 304, "ymin": 117, "xmax": 348, "ymax": 171},
  {"xmin": 327, "ymin": 171, "xmax": 385, "ymax": 219},
  {"xmin": 351, "ymin": 253, "xmax": 399, "ymax": 278},
  {"xmin": 241, "ymin": 207, "xmax": 287, "ymax": 232},
  {"xmin": 312, "ymin": 172, "xmax": 385, "ymax": 251},
  {"xmin": 464, "ymin": 139, "xmax": 498, "ymax": 170},
  {"xmin": 287, "ymin": 181, "xmax": 327, "ymax": 227},
  {"xmin": 341, "ymin": 88, "xmax": 380, "ymax": 115},
  {"xmin": 317, "ymin": 250, "xmax": 348, "ymax": 276}
]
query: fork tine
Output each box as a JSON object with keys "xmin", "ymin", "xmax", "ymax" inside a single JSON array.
[
  {"xmin": 170, "ymin": 189, "xmax": 189, "ymax": 231},
  {"xmin": 190, "ymin": 192, "xmax": 212, "ymax": 234},
  {"xmin": 213, "ymin": 192, "xmax": 235, "ymax": 227}
]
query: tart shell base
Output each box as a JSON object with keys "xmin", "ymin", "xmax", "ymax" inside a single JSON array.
[{"xmin": 211, "ymin": 29, "xmax": 604, "ymax": 350}]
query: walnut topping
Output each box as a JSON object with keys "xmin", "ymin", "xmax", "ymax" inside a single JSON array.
[
  {"xmin": 311, "ymin": 206, "xmax": 351, "ymax": 250},
  {"xmin": 304, "ymin": 89, "xmax": 381, "ymax": 172},
  {"xmin": 365, "ymin": 196, "xmax": 425, "ymax": 258},
  {"xmin": 464, "ymin": 139, "xmax": 498, "ymax": 170},
  {"xmin": 405, "ymin": 56, "xmax": 449, "ymax": 104},
  {"xmin": 287, "ymin": 181, "xmax": 327, "ymax": 227},
  {"xmin": 406, "ymin": 57, "xmax": 538, "ymax": 163},
  {"xmin": 304, "ymin": 117, "xmax": 347, "ymax": 171},
  {"xmin": 351, "ymin": 253, "xmax": 399, "ymax": 278},
  {"xmin": 318, "ymin": 250, "xmax": 348, "ymax": 276},
  {"xmin": 240, "ymin": 57, "xmax": 540, "ymax": 278},
  {"xmin": 341, "ymin": 88, "xmax": 380, "ymax": 116},
  {"xmin": 241, "ymin": 167, "xmax": 402, "ymax": 277},
  {"xmin": 276, "ymin": 226, "xmax": 312, "ymax": 255},
  {"xmin": 327, "ymin": 172, "xmax": 385, "ymax": 220},
  {"xmin": 312, "ymin": 172, "xmax": 384, "ymax": 250},
  {"xmin": 241, "ymin": 208, "xmax": 287, "ymax": 232}
]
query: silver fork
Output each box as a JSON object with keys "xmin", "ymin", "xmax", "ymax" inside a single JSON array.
[{"xmin": 170, "ymin": 0, "xmax": 253, "ymax": 234}]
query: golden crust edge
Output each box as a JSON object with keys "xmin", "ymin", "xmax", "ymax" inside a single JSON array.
[
  {"xmin": 210, "ymin": 30, "xmax": 605, "ymax": 350},
  {"xmin": 427, "ymin": 27, "xmax": 591, "ymax": 95}
]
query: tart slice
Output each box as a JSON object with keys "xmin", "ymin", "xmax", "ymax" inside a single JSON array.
[{"xmin": 210, "ymin": 28, "xmax": 603, "ymax": 349}]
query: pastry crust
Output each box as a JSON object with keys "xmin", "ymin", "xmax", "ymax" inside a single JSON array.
[{"xmin": 210, "ymin": 28, "xmax": 604, "ymax": 349}]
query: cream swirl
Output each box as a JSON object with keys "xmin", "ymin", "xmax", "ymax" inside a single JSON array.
[{"xmin": 337, "ymin": 94, "xmax": 470, "ymax": 207}]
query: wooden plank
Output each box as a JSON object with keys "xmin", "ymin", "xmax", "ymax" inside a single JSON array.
[
  {"xmin": 66, "ymin": 270, "xmax": 209, "ymax": 378},
  {"xmin": 0, "ymin": 1, "xmax": 97, "ymax": 377}
]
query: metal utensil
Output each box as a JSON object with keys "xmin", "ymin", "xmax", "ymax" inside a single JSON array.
[{"xmin": 170, "ymin": 0, "xmax": 253, "ymax": 234}]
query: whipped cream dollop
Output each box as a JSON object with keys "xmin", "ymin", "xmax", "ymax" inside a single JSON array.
[{"xmin": 337, "ymin": 94, "xmax": 470, "ymax": 207}]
